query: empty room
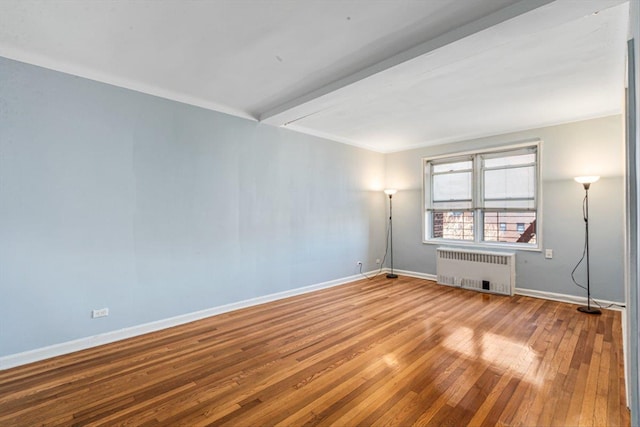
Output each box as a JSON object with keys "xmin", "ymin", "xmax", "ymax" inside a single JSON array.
[{"xmin": 1, "ymin": 0, "xmax": 639, "ymax": 426}]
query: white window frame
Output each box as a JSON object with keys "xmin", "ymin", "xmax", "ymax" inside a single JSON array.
[{"xmin": 422, "ymin": 139, "xmax": 542, "ymax": 251}]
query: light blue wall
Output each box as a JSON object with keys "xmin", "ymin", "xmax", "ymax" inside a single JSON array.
[
  {"xmin": 386, "ymin": 115, "xmax": 626, "ymax": 303},
  {"xmin": 0, "ymin": 54, "xmax": 629, "ymax": 367},
  {"xmin": 0, "ymin": 57, "xmax": 386, "ymax": 357}
]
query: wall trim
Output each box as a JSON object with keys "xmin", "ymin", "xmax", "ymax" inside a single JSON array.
[
  {"xmin": 389, "ymin": 269, "xmax": 627, "ymax": 309},
  {"xmin": 0, "ymin": 271, "xmax": 377, "ymax": 371},
  {"xmin": 0, "ymin": 49, "xmax": 256, "ymax": 122},
  {"xmin": 392, "ymin": 269, "xmax": 438, "ymax": 281},
  {"xmin": 514, "ymin": 287, "xmax": 625, "ymax": 310},
  {"xmin": 392, "ymin": 269, "xmax": 626, "ymax": 310}
]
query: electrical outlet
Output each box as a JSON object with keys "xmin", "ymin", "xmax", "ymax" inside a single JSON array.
[
  {"xmin": 356, "ymin": 261, "xmax": 363, "ymax": 266},
  {"xmin": 545, "ymin": 249, "xmax": 553, "ymax": 259},
  {"xmin": 376, "ymin": 258, "xmax": 381, "ymax": 264},
  {"xmin": 92, "ymin": 308, "xmax": 109, "ymax": 318}
]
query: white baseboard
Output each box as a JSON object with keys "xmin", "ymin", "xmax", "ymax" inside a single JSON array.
[
  {"xmin": 394, "ymin": 268, "xmax": 626, "ymax": 310},
  {"xmin": 514, "ymin": 287, "xmax": 625, "ymax": 310},
  {"xmin": 392, "ymin": 269, "xmax": 438, "ymax": 281},
  {"xmin": 0, "ymin": 271, "xmax": 376, "ymax": 371}
]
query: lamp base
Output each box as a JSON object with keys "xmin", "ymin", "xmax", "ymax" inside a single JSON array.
[
  {"xmin": 386, "ymin": 273, "xmax": 398, "ymax": 279},
  {"xmin": 577, "ymin": 306, "xmax": 602, "ymax": 315}
]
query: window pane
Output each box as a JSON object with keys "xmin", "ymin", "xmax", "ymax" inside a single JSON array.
[
  {"xmin": 433, "ymin": 171, "xmax": 472, "ymax": 201},
  {"xmin": 433, "ymin": 161, "xmax": 472, "ymax": 173},
  {"xmin": 483, "ymin": 212, "xmax": 536, "ymax": 244},
  {"xmin": 432, "ymin": 211, "xmax": 474, "ymax": 240},
  {"xmin": 484, "ymin": 166, "xmax": 535, "ymax": 200},
  {"xmin": 483, "ymin": 153, "xmax": 535, "ymax": 168}
]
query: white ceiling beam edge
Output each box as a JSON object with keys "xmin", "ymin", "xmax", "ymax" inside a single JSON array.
[{"xmin": 259, "ymin": 0, "xmax": 555, "ymax": 127}]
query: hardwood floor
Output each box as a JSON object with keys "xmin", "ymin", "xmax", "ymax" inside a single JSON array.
[{"xmin": 0, "ymin": 276, "xmax": 630, "ymax": 426}]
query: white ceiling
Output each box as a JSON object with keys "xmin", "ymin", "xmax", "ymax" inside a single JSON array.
[{"xmin": 0, "ymin": 0, "xmax": 630, "ymax": 153}]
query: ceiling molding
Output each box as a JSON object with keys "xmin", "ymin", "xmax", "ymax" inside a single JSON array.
[
  {"xmin": 381, "ymin": 110, "xmax": 624, "ymax": 154},
  {"xmin": 0, "ymin": 46, "xmax": 257, "ymax": 122}
]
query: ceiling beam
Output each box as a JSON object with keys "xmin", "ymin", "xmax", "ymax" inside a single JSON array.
[{"xmin": 259, "ymin": 0, "xmax": 555, "ymax": 127}]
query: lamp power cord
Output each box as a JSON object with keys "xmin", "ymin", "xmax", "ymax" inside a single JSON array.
[
  {"xmin": 570, "ymin": 193, "xmax": 624, "ymax": 310},
  {"xmin": 358, "ymin": 216, "xmax": 392, "ymax": 280}
]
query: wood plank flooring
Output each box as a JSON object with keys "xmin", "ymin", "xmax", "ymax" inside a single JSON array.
[{"xmin": 0, "ymin": 276, "xmax": 630, "ymax": 426}]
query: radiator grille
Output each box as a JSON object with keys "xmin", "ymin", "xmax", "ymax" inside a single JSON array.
[
  {"xmin": 436, "ymin": 248, "xmax": 515, "ymax": 296},
  {"xmin": 437, "ymin": 250, "xmax": 509, "ymax": 265}
]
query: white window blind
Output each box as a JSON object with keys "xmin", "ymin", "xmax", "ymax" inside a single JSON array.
[
  {"xmin": 431, "ymin": 159, "xmax": 473, "ymax": 210},
  {"xmin": 481, "ymin": 149, "xmax": 537, "ymax": 210}
]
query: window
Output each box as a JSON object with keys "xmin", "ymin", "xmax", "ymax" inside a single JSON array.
[{"xmin": 424, "ymin": 143, "xmax": 539, "ymax": 248}]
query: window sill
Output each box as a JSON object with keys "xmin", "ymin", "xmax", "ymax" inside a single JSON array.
[{"xmin": 422, "ymin": 238, "xmax": 541, "ymax": 252}]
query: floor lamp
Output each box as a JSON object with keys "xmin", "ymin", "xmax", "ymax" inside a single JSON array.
[
  {"xmin": 384, "ymin": 189, "xmax": 398, "ymax": 279},
  {"xmin": 574, "ymin": 176, "xmax": 601, "ymax": 315}
]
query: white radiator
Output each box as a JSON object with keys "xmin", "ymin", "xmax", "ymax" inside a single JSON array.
[{"xmin": 436, "ymin": 248, "xmax": 515, "ymax": 296}]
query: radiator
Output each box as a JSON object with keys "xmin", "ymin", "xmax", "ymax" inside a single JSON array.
[{"xmin": 436, "ymin": 248, "xmax": 515, "ymax": 296}]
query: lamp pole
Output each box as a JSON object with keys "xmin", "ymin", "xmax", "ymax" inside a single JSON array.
[
  {"xmin": 575, "ymin": 177, "xmax": 601, "ymax": 315},
  {"xmin": 384, "ymin": 189, "xmax": 398, "ymax": 279}
]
